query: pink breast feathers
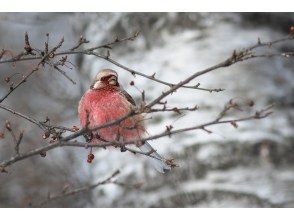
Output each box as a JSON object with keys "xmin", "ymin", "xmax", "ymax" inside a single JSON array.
[{"xmin": 78, "ymin": 88, "xmax": 145, "ymax": 144}]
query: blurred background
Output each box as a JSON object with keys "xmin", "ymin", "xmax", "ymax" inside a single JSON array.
[{"xmin": 0, "ymin": 12, "xmax": 293, "ymax": 207}]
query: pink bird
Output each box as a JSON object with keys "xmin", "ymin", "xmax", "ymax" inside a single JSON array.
[{"xmin": 78, "ymin": 69, "xmax": 171, "ymax": 173}]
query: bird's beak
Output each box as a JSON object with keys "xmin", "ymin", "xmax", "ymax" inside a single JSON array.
[{"xmin": 91, "ymin": 80, "xmax": 102, "ymax": 89}]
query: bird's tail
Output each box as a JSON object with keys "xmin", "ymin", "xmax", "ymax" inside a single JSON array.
[{"xmin": 139, "ymin": 141, "xmax": 171, "ymax": 174}]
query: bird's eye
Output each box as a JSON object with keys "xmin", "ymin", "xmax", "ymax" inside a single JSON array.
[
  {"xmin": 100, "ymin": 75, "xmax": 117, "ymax": 82},
  {"xmin": 100, "ymin": 76, "xmax": 108, "ymax": 81}
]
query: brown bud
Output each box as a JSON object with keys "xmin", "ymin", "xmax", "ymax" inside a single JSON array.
[
  {"xmin": 40, "ymin": 151, "xmax": 46, "ymax": 157},
  {"xmin": 230, "ymin": 121, "xmax": 238, "ymax": 128},
  {"xmin": 24, "ymin": 44, "xmax": 32, "ymax": 53},
  {"xmin": 4, "ymin": 77, "xmax": 10, "ymax": 83},
  {"xmin": 248, "ymin": 100, "xmax": 255, "ymax": 107},
  {"xmin": 49, "ymin": 52, "xmax": 55, "ymax": 58},
  {"xmin": 42, "ymin": 131, "xmax": 50, "ymax": 139},
  {"xmin": 62, "ymin": 183, "xmax": 70, "ymax": 193},
  {"xmin": 0, "ymin": 166, "xmax": 8, "ymax": 173},
  {"xmin": 5, "ymin": 121, "xmax": 11, "ymax": 131}
]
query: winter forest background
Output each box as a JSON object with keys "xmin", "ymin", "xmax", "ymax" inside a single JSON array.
[{"xmin": 0, "ymin": 12, "xmax": 293, "ymax": 207}]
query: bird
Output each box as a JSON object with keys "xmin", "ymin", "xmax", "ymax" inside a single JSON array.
[{"xmin": 78, "ymin": 69, "xmax": 171, "ymax": 173}]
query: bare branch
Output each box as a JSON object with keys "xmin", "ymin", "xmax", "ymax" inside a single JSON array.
[
  {"xmin": 36, "ymin": 170, "xmax": 120, "ymax": 207},
  {"xmin": 0, "ymin": 104, "xmax": 273, "ymax": 171},
  {"xmin": 14, "ymin": 131, "xmax": 23, "ymax": 155},
  {"xmin": 70, "ymin": 35, "xmax": 89, "ymax": 51},
  {"xmin": 0, "ymin": 32, "xmax": 291, "ymax": 176},
  {"xmin": 3, "ymin": 121, "xmax": 24, "ymax": 156},
  {"xmin": 0, "ymin": 103, "xmax": 44, "ymax": 129},
  {"xmin": 0, "ymin": 34, "xmax": 65, "ymax": 103},
  {"xmin": 0, "ymin": 103, "xmax": 76, "ymax": 133}
]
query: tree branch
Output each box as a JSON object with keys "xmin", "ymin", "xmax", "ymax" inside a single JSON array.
[
  {"xmin": 0, "ymin": 32, "xmax": 292, "ymax": 173},
  {"xmin": 35, "ymin": 170, "xmax": 120, "ymax": 207}
]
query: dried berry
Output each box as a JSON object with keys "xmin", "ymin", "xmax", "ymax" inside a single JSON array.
[{"xmin": 88, "ymin": 153, "xmax": 95, "ymax": 160}]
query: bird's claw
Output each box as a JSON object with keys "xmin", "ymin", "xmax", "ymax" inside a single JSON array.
[
  {"xmin": 120, "ymin": 146, "xmax": 127, "ymax": 152},
  {"xmin": 83, "ymin": 131, "xmax": 93, "ymax": 143}
]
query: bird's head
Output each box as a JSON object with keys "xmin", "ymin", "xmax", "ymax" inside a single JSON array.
[{"xmin": 90, "ymin": 69, "xmax": 119, "ymax": 89}]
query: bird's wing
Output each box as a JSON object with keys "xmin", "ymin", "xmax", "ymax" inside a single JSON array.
[{"xmin": 120, "ymin": 89, "xmax": 136, "ymax": 106}]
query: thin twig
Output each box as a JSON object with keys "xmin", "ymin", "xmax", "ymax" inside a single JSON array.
[
  {"xmin": 0, "ymin": 33, "xmax": 292, "ymax": 172},
  {"xmin": 0, "ymin": 34, "xmax": 65, "ymax": 103},
  {"xmin": 36, "ymin": 170, "xmax": 120, "ymax": 207},
  {"xmin": 0, "ymin": 104, "xmax": 273, "ymax": 171}
]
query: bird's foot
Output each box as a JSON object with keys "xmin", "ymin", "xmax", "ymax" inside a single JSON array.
[
  {"xmin": 120, "ymin": 145, "xmax": 127, "ymax": 152},
  {"xmin": 83, "ymin": 130, "xmax": 93, "ymax": 143}
]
